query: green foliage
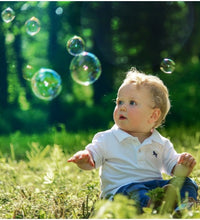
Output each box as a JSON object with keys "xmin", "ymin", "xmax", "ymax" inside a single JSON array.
[
  {"xmin": 146, "ymin": 187, "xmax": 165, "ymax": 205},
  {"xmin": 0, "ymin": 124, "xmax": 97, "ymax": 160},
  {"xmin": 1, "ymin": 2, "xmax": 200, "ymax": 134},
  {"xmin": 160, "ymin": 62, "xmax": 200, "ymax": 126},
  {"xmin": 0, "ymin": 143, "xmax": 99, "ymax": 219},
  {"xmin": 0, "ymin": 125, "xmax": 200, "ymax": 218},
  {"xmin": 91, "ymin": 195, "xmax": 138, "ymax": 219},
  {"xmin": 158, "ymin": 124, "xmax": 200, "ymax": 153}
]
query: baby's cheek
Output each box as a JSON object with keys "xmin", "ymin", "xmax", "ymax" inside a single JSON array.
[{"xmin": 113, "ymin": 108, "xmax": 118, "ymax": 121}]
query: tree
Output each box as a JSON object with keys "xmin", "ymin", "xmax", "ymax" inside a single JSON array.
[{"xmin": 0, "ymin": 4, "xmax": 8, "ymax": 109}]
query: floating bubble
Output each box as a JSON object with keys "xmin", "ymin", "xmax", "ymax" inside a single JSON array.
[
  {"xmin": 31, "ymin": 68, "xmax": 62, "ymax": 101},
  {"xmin": 23, "ymin": 64, "xmax": 35, "ymax": 81},
  {"xmin": 1, "ymin": 7, "xmax": 15, "ymax": 23},
  {"xmin": 67, "ymin": 36, "xmax": 85, "ymax": 56},
  {"xmin": 70, "ymin": 51, "xmax": 101, "ymax": 86},
  {"xmin": 55, "ymin": 7, "xmax": 63, "ymax": 15},
  {"xmin": 25, "ymin": 17, "xmax": 40, "ymax": 36},
  {"xmin": 160, "ymin": 58, "xmax": 175, "ymax": 74},
  {"xmin": 20, "ymin": 3, "xmax": 31, "ymax": 11}
]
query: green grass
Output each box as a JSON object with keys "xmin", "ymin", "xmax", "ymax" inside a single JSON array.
[
  {"xmin": 0, "ymin": 144, "xmax": 100, "ymax": 218},
  {"xmin": 0, "ymin": 125, "xmax": 200, "ymax": 218}
]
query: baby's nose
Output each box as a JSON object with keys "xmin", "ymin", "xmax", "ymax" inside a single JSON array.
[{"xmin": 120, "ymin": 103, "xmax": 127, "ymax": 111}]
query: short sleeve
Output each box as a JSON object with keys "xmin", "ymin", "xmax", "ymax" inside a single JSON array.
[
  {"xmin": 162, "ymin": 140, "xmax": 180, "ymax": 175},
  {"xmin": 86, "ymin": 132, "xmax": 106, "ymax": 169}
]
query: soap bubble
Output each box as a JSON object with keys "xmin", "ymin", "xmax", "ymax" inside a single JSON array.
[
  {"xmin": 31, "ymin": 68, "xmax": 62, "ymax": 101},
  {"xmin": 25, "ymin": 17, "xmax": 40, "ymax": 36},
  {"xmin": 23, "ymin": 64, "xmax": 35, "ymax": 81},
  {"xmin": 67, "ymin": 36, "xmax": 85, "ymax": 56},
  {"xmin": 160, "ymin": 58, "xmax": 175, "ymax": 74},
  {"xmin": 55, "ymin": 7, "xmax": 63, "ymax": 15},
  {"xmin": 1, "ymin": 7, "xmax": 15, "ymax": 23},
  {"xmin": 70, "ymin": 51, "xmax": 101, "ymax": 86}
]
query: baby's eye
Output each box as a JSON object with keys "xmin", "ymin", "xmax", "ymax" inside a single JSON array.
[
  {"xmin": 130, "ymin": 100, "xmax": 136, "ymax": 106},
  {"xmin": 116, "ymin": 100, "xmax": 123, "ymax": 105}
]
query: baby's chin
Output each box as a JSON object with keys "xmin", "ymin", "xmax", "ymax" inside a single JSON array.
[
  {"xmin": 115, "ymin": 123, "xmax": 126, "ymax": 131},
  {"xmin": 116, "ymin": 124, "xmax": 134, "ymax": 134}
]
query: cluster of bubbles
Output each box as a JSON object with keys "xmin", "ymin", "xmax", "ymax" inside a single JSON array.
[
  {"xmin": 67, "ymin": 35, "xmax": 102, "ymax": 86},
  {"xmin": 1, "ymin": 7, "xmax": 40, "ymax": 36},
  {"xmin": 1, "ymin": 7, "xmax": 102, "ymax": 99},
  {"xmin": 1, "ymin": 7, "xmax": 61, "ymax": 101},
  {"xmin": 1, "ymin": 7, "xmax": 176, "ymax": 101}
]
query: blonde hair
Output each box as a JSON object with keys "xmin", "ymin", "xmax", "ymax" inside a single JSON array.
[{"xmin": 121, "ymin": 67, "xmax": 171, "ymax": 128}]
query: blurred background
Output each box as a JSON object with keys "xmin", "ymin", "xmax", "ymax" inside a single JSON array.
[{"xmin": 0, "ymin": 1, "xmax": 200, "ymax": 134}]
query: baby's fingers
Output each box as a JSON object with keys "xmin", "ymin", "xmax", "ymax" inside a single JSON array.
[
  {"xmin": 80, "ymin": 151, "xmax": 95, "ymax": 167},
  {"xmin": 189, "ymin": 158, "xmax": 196, "ymax": 168},
  {"xmin": 67, "ymin": 156, "xmax": 78, "ymax": 163},
  {"xmin": 183, "ymin": 157, "xmax": 195, "ymax": 167},
  {"xmin": 88, "ymin": 156, "xmax": 95, "ymax": 167},
  {"xmin": 67, "ymin": 157, "xmax": 75, "ymax": 163},
  {"xmin": 179, "ymin": 153, "xmax": 196, "ymax": 168},
  {"xmin": 178, "ymin": 153, "xmax": 187, "ymax": 164},
  {"xmin": 67, "ymin": 151, "xmax": 84, "ymax": 163}
]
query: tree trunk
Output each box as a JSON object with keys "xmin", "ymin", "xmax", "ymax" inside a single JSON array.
[{"xmin": 0, "ymin": 23, "xmax": 8, "ymax": 108}]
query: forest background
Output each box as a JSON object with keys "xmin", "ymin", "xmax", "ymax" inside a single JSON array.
[
  {"xmin": 0, "ymin": 1, "xmax": 200, "ymax": 134},
  {"xmin": 1, "ymin": 2, "xmax": 200, "ymax": 218}
]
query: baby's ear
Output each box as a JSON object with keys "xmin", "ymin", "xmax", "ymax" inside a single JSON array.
[{"xmin": 150, "ymin": 108, "xmax": 161, "ymax": 123}]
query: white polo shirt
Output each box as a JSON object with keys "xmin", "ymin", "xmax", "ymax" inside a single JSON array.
[{"xmin": 86, "ymin": 124, "xmax": 180, "ymax": 198}]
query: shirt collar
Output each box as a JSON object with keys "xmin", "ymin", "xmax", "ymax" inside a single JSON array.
[
  {"xmin": 111, "ymin": 124, "xmax": 139, "ymax": 143},
  {"xmin": 143, "ymin": 129, "xmax": 164, "ymax": 145},
  {"xmin": 111, "ymin": 124, "xmax": 164, "ymax": 145}
]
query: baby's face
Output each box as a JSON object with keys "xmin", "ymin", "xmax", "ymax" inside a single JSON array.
[{"xmin": 113, "ymin": 83, "xmax": 156, "ymax": 135}]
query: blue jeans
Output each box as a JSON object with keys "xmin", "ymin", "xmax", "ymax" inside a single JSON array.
[{"xmin": 116, "ymin": 177, "xmax": 198, "ymax": 210}]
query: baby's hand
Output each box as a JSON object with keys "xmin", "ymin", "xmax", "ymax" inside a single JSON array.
[
  {"xmin": 178, "ymin": 152, "xmax": 196, "ymax": 168},
  {"xmin": 68, "ymin": 150, "xmax": 95, "ymax": 170},
  {"xmin": 174, "ymin": 153, "xmax": 196, "ymax": 177}
]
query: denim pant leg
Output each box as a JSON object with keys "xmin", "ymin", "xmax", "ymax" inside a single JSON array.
[
  {"xmin": 115, "ymin": 177, "xmax": 198, "ymax": 212},
  {"xmin": 116, "ymin": 182, "xmax": 150, "ymax": 210},
  {"xmin": 142, "ymin": 179, "xmax": 170, "ymax": 206},
  {"xmin": 116, "ymin": 179, "xmax": 170, "ymax": 209},
  {"xmin": 142, "ymin": 178, "xmax": 198, "ymax": 204},
  {"xmin": 170, "ymin": 177, "xmax": 198, "ymax": 201}
]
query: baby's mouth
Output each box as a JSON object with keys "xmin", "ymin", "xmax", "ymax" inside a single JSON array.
[{"xmin": 119, "ymin": 115, "xmax": 126, "ymax": 120}]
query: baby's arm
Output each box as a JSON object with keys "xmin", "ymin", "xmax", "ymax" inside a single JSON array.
[
  {"xmin": 172, "ymin": 152, "xmax": 196, "ymax": 177},
  {"xmin": 67, "ymin": 150, "xmax": 95, "ymax": 170}
]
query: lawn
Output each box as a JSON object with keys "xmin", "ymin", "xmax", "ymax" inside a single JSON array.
[{"xmin": 0, "ymin": 125, "xmax": 200, "ymax": 218}]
